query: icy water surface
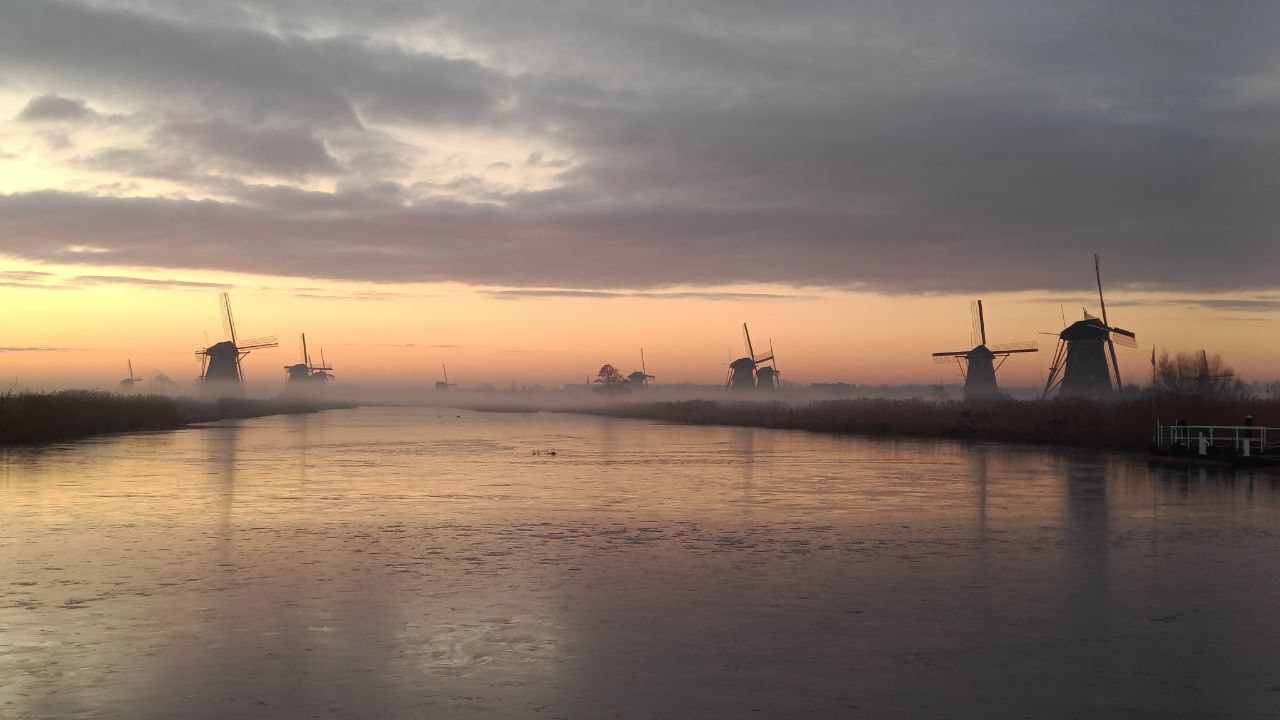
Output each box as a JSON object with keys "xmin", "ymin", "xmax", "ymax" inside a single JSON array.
[{"xmin": 3, "ymin": 407, "xmax": 1280, "ymax": 719}]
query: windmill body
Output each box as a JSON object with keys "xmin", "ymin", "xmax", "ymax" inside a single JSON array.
[
  {"xmin": 962, "ymin": 346, "xmax": 999, "ymax": 397},
  {"xmin": 1057, "ymin": 318, "xmax": 1114, "ymax": 398},
  {"xmin": 727, "ymin": 357, "xmax": 757, "ymax": 389},
  {"xmin": 932, "ymin": 300, "xmax": 1036, "ymax": 400},
  {"xmin": 755, "ymin": 365, "xmax": 779, "ymax": 390},
  {"xmin": 203, "ymin": 341, "xmax": 245, "ymax": 383}
]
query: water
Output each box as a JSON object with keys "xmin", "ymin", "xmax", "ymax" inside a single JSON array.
[{"xmin": 2, "ymin": 407, "xmax": 1279, "ymax": 719}]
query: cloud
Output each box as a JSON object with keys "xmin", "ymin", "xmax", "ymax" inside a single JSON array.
[
  {"xmin": 0, "ymin": 346, "xmax": 72, "ymax": 352},
  {"xmin": 0, "ymin": 271, "xmax": 53, "ymax": 281},
  {"xmin": 69, "ymin": 274, "xmax": 232, "ymax": 289},
  {"xmin": 1, "ymin": 1, "xmax": 1278, "ymax": 293},
  {"xmin": 154, "ymin": 116, "xmax": 342, "ymax": 176},
  {"xmin": 1129, "ymin": 297, "xmax": 1280, "ymax": 313},
  {"xmin": 485, "ymin": 289, "xmax": 811, "ymax": 301},
  {"xmin": 17, "ymin": 94, "xmax": 96, "ymax": 122}
]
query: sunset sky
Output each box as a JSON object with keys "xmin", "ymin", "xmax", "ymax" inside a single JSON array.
[{"xmin": 1, "ymin": 0, "xmax": 1277, "ymax": 391}]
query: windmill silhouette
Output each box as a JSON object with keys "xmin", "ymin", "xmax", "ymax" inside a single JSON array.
[
  {"xmin": 435, "ymin": 364, "xmax": 458, "ymax": 391},
  {"xmin": 1042, "ymin": 255, "xmax": 1136, "ymax": 399},
  {"xmin": 196, "ymin": 292, "xmax": 277, "ymax": 398},
  {"xmin": 627, "ymin": 348, "xmax": 656, "ymax": 389},
  {"xmin": 932, "ymin": 300, "xmax": 1037, "ymax": 399},
  {"xmin": 284, "ymin": 334, "xmax": 333, "ymax": 387},
  {"xmin": 1183, "ymin": 350, "xmax": 1233, "ymax": 395},
  {"xmin": 727, "ymin": 324, "xmax": 779, "ymax": 391},
  {"xmin": 119, "ymin": 360, "xmax": 143, "ymax": 391}
]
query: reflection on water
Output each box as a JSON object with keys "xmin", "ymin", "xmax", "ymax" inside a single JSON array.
[{"xmin": 3, "ymin": 407, "xmax": 1280, "ymax": 718}]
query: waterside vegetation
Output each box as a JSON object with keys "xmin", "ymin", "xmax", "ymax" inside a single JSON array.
[
  {"xmin": 0, "ymin": 390, "xmax": 354, "ymax": 444},
  {"xmin": 583, "ymin": 396, "xmax": 1280, "ymax": 450}
]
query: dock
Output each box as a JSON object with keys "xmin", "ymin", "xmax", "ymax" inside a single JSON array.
[{"xmin": 1151, "ymin": 421, "xmax": 1280, "ymax": 466}]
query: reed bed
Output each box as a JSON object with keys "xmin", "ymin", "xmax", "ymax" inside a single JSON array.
[
  {"xmin": 0, "ymin": 390, "xmax": 180, "ymax": 444},
  {"xmin": 0, "ymin": 391, "xmax": 355, "ymax": 444},
  {"xmin": 587, "ymin": 396, "xmax": 1280, "ymax": 449}
]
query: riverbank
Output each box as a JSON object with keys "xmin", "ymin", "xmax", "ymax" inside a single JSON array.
[
  {"xmin": 576, "ymin": 396, "xmax": 1279, "ymax": 449},
  {"xmin": 0, "ymin": 390, "xmax": 356, "ymax": 444}
]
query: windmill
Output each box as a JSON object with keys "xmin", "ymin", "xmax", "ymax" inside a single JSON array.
[
  {"xmin": 1183, "ymin": 350, "xmax": 1234, "ymax": 395},
  {"xmin": 119, "ymin": 360, "xmax": 143, "ymax": 391},
  {"xmin": 1042, "ymin": 255, "xmax": 1137, "ymax": 399},
  {"xmin": 726, "ymin": 323, "xmax": 779, "ymax": 391},
  {"xmin": 195, "ymin": 292, "xmax": 277, "ymax": 398},
  {"xmin": 627, "ymin": 348, "xmax": 656, "ymax": 390},
  {"xmin": 435, "ymin": 364, "xmax": 458, "ymax": 391},
  {"xmin": 285, "ymin": 334, "xmax": 333, "ymax": 386},
  {"xmin": 932, "ymin": 300, "xmax": 1037, "ymax": 399}
]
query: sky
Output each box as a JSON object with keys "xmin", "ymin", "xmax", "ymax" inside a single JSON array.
[{"xmin": 0, "ymin": 0, "xmax": 1277, "ymax": 391}]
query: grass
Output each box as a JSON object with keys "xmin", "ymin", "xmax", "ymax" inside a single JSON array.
[
  {"xmin": 0, "ymin": 390, "xmax": 354, "ymax": 444},
  {"xmin": 583, "ymin": 395, "xmax": 1280, "ymax": 449}
]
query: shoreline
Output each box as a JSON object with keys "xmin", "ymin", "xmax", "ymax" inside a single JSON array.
[
  {"xmin": 543, "ymin": 397, "xmax": 1279, "ymax": 452},
  {"xmin": 0, "ymin": 390, "xmax": 357, "ymax": 445}
]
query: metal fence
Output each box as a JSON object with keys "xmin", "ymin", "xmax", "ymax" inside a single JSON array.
[{"xmin": 1154, "ymin": 423, "xmax": 1278, "ymax": 457}]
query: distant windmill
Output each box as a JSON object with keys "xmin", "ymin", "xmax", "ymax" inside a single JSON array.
[
  {"xmin": 932, "ymin": 300, "xmax": 1037, "ymax": 400},
  {"xmin": 195, "ymin": 292, "xmax": 277, "ymax": 398},
  {"xmin": 1042, "ymin": 255, "xmax": 1137, "ymax": 399},
  {"xmin": 285, "ymin": 333, "xmax": 333, "ymax": 386},
  {"xmin": 726, "ymin": 323, "xmax": 779, "ymax": 391},
  {"xmin": 435, "ymin": 364, "xmax": 458, "ymax": 391},
  {"xmin": 1183, "ymin": 350, "xmax": 1233, "ymax": 394},
  {"xmin": 119, "ymin": 359, "xmax": 143, "ymax": 391},
  {"xmin": 627, "ymin": 348, "xmax": 656, "ymax": 389}
]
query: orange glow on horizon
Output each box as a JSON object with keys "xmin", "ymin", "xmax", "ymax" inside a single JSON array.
[{"xmin": 2, "ymin": 256, "xmax": 1277, "ymax": 393}]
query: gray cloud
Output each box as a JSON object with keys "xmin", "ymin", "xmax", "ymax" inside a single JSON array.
[
  {"xmin": 485, "ymin": 289, "xmax": 811, "ymax": 301},
  {"xmin": 0, "ymin": 347, "xmax": 72, "ymax": 353},
  {"xmin": 0, "ymin": 0, "xmax": 1277, "ymax": 293},
  {"xmin": 69, "ymin": 274, "xmax": 232, "ymax": 289},
  {"xmin": 17, "ymin": 94, "xmax": 96, "ymax": 122},
  {"xmin": 154, "ymin": 116, "xmax": 342, "ymax": 176}
]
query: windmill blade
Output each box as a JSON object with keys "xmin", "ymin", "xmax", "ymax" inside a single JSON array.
[
  {"xmin": 127, "ymin": 359, "xmax": 134, "ymax": 378},
  {"xmin": 742, "ymin": 323, "xmax": 756, "ymax": 364},
  {"xmin": 640, "ymin": 348, "xmax": 647, "ymax": 378},
  {"xmin": 220, "ymin": 292, "xmax": 238, "ymax": 346},
  {"xmin": 240, "ymin": 336, "xmax": 278, "ymax": 350},
  {"xmin": 990, "ymin": 341, "xmax": 1038, "ymax": 353},
  {"xmin": 1094, "ymin": 255, "xmax": 1111, "ymax": 328},
  {"xmin": 1041, "ymin": 338, "xmax": 1068, "ymax": 399},
  {"xmin": 1108, "ymin": 329, "xmax": 1138, "ymax": 348},
  {"xmin": 1093, "ymin": 255, "xmax": 1124, "ymax": 390},
  {"xmin": 932, "ymin": 350, "xmax": 970, "ymax": 358},
  {"xmin": 934, "ymin": 354, "xmax": 966, "ymax": 365},
  {"xmin": 752, "ymin": 351, "xmax": 774, "ymax": 364},
  {"xmin": 768, "ymin": 340, "xmax": 778, "ymax": 376}
]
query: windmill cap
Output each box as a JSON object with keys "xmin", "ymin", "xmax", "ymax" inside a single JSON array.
[{"xmin": 1060, "ymin": 317, "xmax": 1110, "ymax": 341}]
